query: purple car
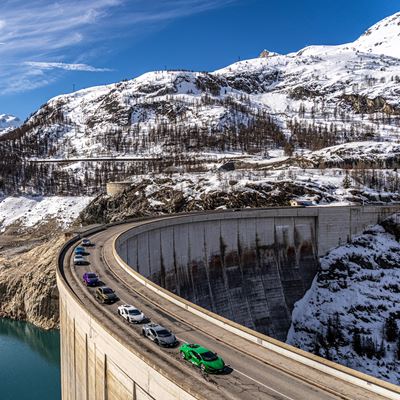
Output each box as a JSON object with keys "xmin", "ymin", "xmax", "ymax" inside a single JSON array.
[{"xmin": 82, "ymin": 272, "xmax": 99, "ymax": 287}]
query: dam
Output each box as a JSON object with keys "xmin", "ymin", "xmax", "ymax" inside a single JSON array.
[
  {"xmin": 115, "ymin": 206, "xmax": 391, "ymax": 341},
  {"xmin": 59, "ymin": 205, "xmax": 400, "ymax": 400}
]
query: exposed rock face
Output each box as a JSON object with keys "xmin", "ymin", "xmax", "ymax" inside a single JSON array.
[
  {"xmin": 259, "ymin": 49, "xmax": 279, "ymax": 58},
  {"xmin": 289, "ymin": 86, "xmax": 322, "ymax": 100},
  {"xmin": 78, "ymin": 174, "xmax": 343, "ymax": 225},
  {"xmin": 0, "ymin": 234, "xmax": 63, "ymax": 329},
  {"xmin": 341, "ymin": 94, "xmax": 400, "ymax": 115}
]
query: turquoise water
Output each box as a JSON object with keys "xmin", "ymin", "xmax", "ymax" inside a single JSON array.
[{"xmin": 0, "ymin": 318, "xmax": 60, "ymax": 400}]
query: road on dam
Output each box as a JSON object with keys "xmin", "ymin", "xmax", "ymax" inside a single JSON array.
[{"xmin": 62, "ymin": 217, "xmax": 394, "ymax": 400}]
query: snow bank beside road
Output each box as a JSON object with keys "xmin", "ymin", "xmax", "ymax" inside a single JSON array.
[{"xmin": 0, "ymin": 196, "xmax": 93, "ymax": 232}]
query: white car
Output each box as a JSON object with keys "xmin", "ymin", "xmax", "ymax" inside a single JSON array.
[
  {"xmin": 73, "ymin": 254, "xmax": 86, "ymax": 265},
  {"xmin": 117, "ymin": 304, "xmax": 145, "ymax": 323}
]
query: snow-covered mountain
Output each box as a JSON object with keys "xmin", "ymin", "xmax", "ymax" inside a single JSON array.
[
  {"xmin": 0, "ymin": 114, "xmax": 21, "ymax": 135},
  {"xmin": 0, "ymin": 195, "xmax": 93, "ymax": 233},
  {"xmin": 2, "ymin": 12, "xmax": 400, "ymax": 161},
  {"xmin": 350, "ymin": 12, "xmax": 400, "ymax": 58},
  {"xmin": 287, "ymin": 215, "xmax": 400, "ymax": 384}
]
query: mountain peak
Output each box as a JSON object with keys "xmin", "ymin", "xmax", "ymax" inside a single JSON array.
[
  {"xmin": 0, "ymin": 114, "xmax": 21, "ymax": 134},
  {"xmin": 259, "ymin": 49, "xmax": 280, "ymax": 58},
  {"xmin": 352, "ymin": 12, "xmax": 400, "ymax": 58}
]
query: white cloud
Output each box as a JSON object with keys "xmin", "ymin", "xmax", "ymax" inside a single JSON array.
[
  {"xmin": 24, "ymin": 61, "xmax": 112, "ymax": 72},
  {"xmin": 0, "ymin": 0, "xmax": 235, "ymax": 95}
]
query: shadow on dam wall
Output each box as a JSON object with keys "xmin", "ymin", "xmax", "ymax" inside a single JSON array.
[{"xmin": 144, "ymin": 217, "xmax": 319, "ymax": 341}]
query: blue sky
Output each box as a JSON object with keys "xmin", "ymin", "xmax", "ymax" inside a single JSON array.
[{"xmin": 0, "ymin": 0, "xmax": 398, "ymax": 119}]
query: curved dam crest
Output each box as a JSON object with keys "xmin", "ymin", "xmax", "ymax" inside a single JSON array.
[{"xmin": 116, "ymin": 207, "xmax": 396, "ymax": 342}]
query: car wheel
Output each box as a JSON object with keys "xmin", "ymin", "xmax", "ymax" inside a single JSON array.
[
  {"xmin": 142, "ymin": 330, "xmax": 146, "ymax": 336},
  {"xmin": 118, "ymin": 310, "xmax": 121, "ymax": 315},
  {"xmin": 154, "ymin": 339, "xmax": 159, "ymax": 345},
  {"xmin": 200, "ymin": 364, "xmax": 206, "ymax": 373},
  {"xmin": 180, "ymin": 351, "xmax": 186, "ymax": 360}
]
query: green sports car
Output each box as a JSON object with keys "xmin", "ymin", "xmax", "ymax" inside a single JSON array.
[{"xmin": 179, "ymin": 343, "xmax": 225, "ymax": 373}]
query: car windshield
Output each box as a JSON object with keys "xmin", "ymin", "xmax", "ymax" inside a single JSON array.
[
  {"xmin": 102, "ymin": 288, "xmax": 114, "ymax": 294},
  {"xmin": 156, "ymin": 329, "xmax": 171, "ymax": 337},
  {"xmin": 128, "ymin": 309, "xmax": 141, "ymax": 315},
  {"xmin": 200, "ymin": 351, "xmax": 218, "ymax": 361},
  {"xmin": 87, "ymin": 273, "xmax": 97, "ymax": 278}
]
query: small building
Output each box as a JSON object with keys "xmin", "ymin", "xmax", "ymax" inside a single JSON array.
[
  {"xmin": 290, "ymin": 199, "xmax": 314, "ymax": 207},
  {"xmin": 106, "ymin": 181, "xmax": 131, "ymax": 196}
]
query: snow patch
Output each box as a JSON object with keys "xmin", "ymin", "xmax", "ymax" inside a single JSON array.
[{"xmin": 0, "ymin": 196, "xmax": 93, "ymax": 231}]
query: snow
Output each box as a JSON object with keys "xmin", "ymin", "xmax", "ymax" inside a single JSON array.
[
  {"xmin": 0, "ymin": 196, "xmax": 93, "ymax": 231},
  {"xmin": 0, "ymin": 114, "xmax": 21, "ymax": 136},
  {"xmin": 10, "ymin": 11, "xmax": 400, "ymax": 162},
  {"xmin": 351, "ymin": 12, "xmax": 400, "ymax": 59},
  {"xmin": 287, "ymin": 217, "xmax": 400, "ymax": 384},
  {"xmin": 302, "ymin": 141, "xmax": 400, "ymax": 165},
  {"xmin": 122, "ymin": 166, "xmax": 387, "ymax": 209}
]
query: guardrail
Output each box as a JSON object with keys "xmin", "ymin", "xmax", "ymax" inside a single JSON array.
[{"xmin": 112, "ymin": 210, "xmax": 400, "ymax": 400}]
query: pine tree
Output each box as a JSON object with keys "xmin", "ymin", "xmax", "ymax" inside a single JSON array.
[
  {"xmin": 284, "ymin": 141, "xmax": 294, "ymax": 157},
  {"xmin": 342, "ymin": 171, "xmax": 351, "ymax": 189},
  {"xmin": 363, "ymin": 336, "xmax": 376, "ymax": 359},
  {"xmin": 352, "ymin": 331, "xmax": 363, "ymax": 356},
  {"xmin": 377, "ymin": 338, "xmax": 386, "ymax": 359},
  {"xmin": 326, "ymin": 317, "xmax": 336, "ymax": 347},
  {"xmin": 385, "ymin": 314, "xmax": 398, "ymax": 342},
  {"xmin": 396, "ymin": 336, "xmax": 400, "ymax": 360}
]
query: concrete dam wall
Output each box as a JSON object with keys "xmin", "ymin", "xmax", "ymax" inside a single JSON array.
[{"xmin": 116, "ymin": 206, "xmax": 398, "ymax": 341}]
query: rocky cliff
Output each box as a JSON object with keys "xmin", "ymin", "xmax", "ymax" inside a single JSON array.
[
  {"xmin": 0, "ymin": 235, "xmax": 62, "ymax": 329},
  {"xmin": 287, "ymin": 215, "xmax": 400, "ymax": 384},
  {"xmin": 0, "ymin": 196, "xmax": 92, "ymax": 329}
]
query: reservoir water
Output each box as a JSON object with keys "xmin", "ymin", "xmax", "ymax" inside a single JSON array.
[{"xmin": 0, "ymin": 318, "xmax": 60, "ymax": 400}]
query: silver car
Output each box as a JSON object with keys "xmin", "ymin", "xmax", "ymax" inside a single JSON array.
[
  {"xmin": 142, "ymin": 323, "xmax": 177, "ymax": 347},
  {"xmin": 73, "ymin": 254, "xmax": 86, "ymax": 265}
]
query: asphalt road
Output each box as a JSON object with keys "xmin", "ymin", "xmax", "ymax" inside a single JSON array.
[{"xmin": 62, "ymin": 222, "xmax": 392, "ymax": 400}]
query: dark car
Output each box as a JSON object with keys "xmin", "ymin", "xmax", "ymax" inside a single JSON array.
[
  {"xmin": 95, "ymin": 286, "xmax": 118, "ymax": 304},
  {"xmin": 82, "ymin": 272, "xmax": 99, "ymax": 287},
  {"xmin": 81, "ymin": 238, "xmax": 93, "ymax": 247}
]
